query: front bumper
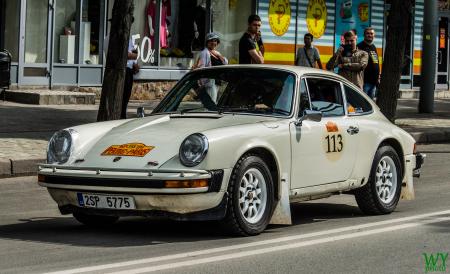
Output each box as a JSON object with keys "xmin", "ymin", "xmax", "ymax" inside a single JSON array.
[{"xmin": 38, "ymin": 164, "xmax": 231, "ymax": 219}]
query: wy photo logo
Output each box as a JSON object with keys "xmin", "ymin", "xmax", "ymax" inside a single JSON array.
[{"xmin": 423, "ymin": 252, "xmax": 449, "ymax": 273}]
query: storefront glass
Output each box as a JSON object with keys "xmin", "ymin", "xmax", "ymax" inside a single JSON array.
[
  {"xmin": 211, "ymin": 0, "xmax": 252, "ymax": 64},
  {"xmin": 4, "ymin": 0, "xmax": 20, "ymax": 62},
  {"xmin": 24, "ymin": 0, "xmax": 48, "ymax": 63},
  {"xmin": 81, "ymin": 0, "xmax": 102, "ymax": 64},
  {"xmin": 54, "ymin": 0, "xmax": 77, "ymax": 64}
]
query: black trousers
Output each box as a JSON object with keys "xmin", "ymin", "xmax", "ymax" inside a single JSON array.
[{"xmin": 121, "ymin": 68, "xmax": 134, "ymax": 119}]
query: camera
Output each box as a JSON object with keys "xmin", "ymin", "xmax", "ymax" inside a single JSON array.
[{"xmin": 341, "ymin": 44, "xmax": 353, "ymax": 57}]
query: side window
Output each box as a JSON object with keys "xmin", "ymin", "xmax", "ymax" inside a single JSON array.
[
  {"xmin": 344, "ymin": 85, "xmax": 373, "ymax": 114},
  {"xmin": 298, "ymin": 79, "xmax": 311, "ymax": 115},
  {"xmin": 306, "ymin": 78, "xmax": 345, "ymax": 117}
]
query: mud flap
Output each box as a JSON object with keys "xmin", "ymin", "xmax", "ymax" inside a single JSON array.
[
  {"xmin": 401, "ymin": 155, "xmax": 415, "ymax": 200},
  {"xmin": 269, "ymin": 174, "xmax": 292, "ymax": 225}
]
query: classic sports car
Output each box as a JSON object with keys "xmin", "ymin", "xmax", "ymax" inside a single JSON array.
[{"xmin": 38, "ymin": 65, "xmax": 424, "ymax": 236}]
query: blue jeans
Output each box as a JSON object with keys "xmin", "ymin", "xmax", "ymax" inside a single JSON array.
[{"xmin": 363, "ymin": 83, "xmax": 377, "ymax": 99}]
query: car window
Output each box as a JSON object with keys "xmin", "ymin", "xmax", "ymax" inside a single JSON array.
[
  {"xmin": 344, "ymin": 85, "xmax": 373, "ymax": 115},
  {"xmin": 306, "ymin": 78, "xmax": 345, "ymax": 117},
  {"xmin": 154, "ymin": 68, "xmax": 296, "ymax": 117},
  {"xmin": 298, "ymin": 78, "xmax": 311, "ymax": 116}
]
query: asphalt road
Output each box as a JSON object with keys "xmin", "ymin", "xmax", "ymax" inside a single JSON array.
[{"xmin": 0, "ymin": 143, "xmax": 449, "ymax": 274}]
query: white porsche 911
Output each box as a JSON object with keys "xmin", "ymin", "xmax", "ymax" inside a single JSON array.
[{"xmin": 38, "ymin": 65, "xmax": 424, "ymax": 236}]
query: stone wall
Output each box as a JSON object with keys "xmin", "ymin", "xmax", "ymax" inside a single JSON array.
[{"xmin": 78, "ymin": 81, "xmax": 177, "ymax": 101}]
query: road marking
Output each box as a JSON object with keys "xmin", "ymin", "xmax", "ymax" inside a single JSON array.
[{"xmin": 46, "ymin": 209, "xmax": 450, "ymax": 274}]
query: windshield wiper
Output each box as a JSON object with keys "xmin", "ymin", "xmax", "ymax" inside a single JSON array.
[{"xmin": 179, "ymin": 107, "xmax": 211, "ymax": 114}]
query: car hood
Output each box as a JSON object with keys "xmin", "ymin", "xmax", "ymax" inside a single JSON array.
[{"xmin": 77, "ymin": 113, "xmax": 279, "ymax": 169}]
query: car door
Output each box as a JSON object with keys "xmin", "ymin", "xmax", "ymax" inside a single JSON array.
[{"xmin": 289, "ymin": 77, "xmax": 360, "ymax": 189}]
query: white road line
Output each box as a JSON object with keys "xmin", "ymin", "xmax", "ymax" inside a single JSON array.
[
  {"xmin": 111, "ymin": 217, "xmax": 450, "ymax": 274},
  {"xmin": 46, "ymin": 209, "xmax": 450, "ymax": 274}
]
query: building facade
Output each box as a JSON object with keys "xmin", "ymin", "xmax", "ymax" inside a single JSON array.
[{"xmin": 0, "ymin": 0, "xmax": 448, "ymax": 90}]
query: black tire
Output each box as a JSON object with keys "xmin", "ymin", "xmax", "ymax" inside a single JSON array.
[
  {"xmin": 222, "ymin": 154, "xmax": 274, "ymax": 236},
  {"xmin": 73, "ymin": 212, "xmax": 119, "ymax": 227},
  {"xmin": 355, "ymin": 145, "xmax": 402, "ymax": 215}
]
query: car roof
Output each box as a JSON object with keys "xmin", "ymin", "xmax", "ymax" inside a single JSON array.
[{"xmin": 197, "ymin": 64, "xmax": 342, "ymax": 79}]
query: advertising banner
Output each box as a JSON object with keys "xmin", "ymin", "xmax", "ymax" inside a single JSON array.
[{"xmin": 334, "ymin": 0, "xmax": 371, "ymax": 50}]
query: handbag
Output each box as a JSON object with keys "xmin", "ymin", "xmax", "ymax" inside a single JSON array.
[{"xmin": 304, "ymin": 47, "xmax": 314, "ymax": 68}]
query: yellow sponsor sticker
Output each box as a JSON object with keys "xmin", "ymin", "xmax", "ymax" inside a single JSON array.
[{"xmin": 101, "ymin": 143, "xmax": 154, "ymax": 157}]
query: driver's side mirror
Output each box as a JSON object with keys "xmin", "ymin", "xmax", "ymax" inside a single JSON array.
[{"xmin": 295, "ymin": 109, "xmax": 322, "ymax": 126}]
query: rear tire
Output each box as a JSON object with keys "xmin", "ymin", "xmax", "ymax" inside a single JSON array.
[
  {"xmin": 355, "ymin": 145, "xmax": 402, "ymax": 215},
  {"xmin": 73, "ymin": 212, "xmax": 119, "ymax": 227},
  {"xmin": 222, "ymin": 154, "xmax": 274, "ymax": 236}
]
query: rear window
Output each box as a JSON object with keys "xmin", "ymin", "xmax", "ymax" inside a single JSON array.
[{"xmin": 344, "ymin": 85, "xmax": 373, "ymax": 115}]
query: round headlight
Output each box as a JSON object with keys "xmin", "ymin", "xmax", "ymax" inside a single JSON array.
[
  {"xmin": 179, "ymin": 133, "xmax": 208, "ymax": 167},
  {"xmin": 47, "ymin": 130, "xmax": 74, "ymax": 164}
]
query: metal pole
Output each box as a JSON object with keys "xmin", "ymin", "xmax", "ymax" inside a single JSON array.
[{"xmin": 419, "ymin": 0, "xmax": 437, "ymax": 113}]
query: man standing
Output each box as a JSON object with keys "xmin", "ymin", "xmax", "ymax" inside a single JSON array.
[
  {"xmin": 357, "ymin": 27, "xmax": 380, "ymax": 99},
  {"xmin": 296, "ymin": 33, "xmax": 323, "ymax": 69},
  {"xmin": 121, "ymin": 33, "xmax": 139, "ymax": 119},
  {"xmin": 326, "ymin": 31, "xmax": 368, "ymax": 90},
  {"xmin": 239, "ymin": 14, "xmax": 264, "ymax": 64}
]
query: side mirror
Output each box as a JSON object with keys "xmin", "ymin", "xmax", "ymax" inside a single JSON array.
[
  {"xmin": 295, "ymin": 109, "xmax": 322, "ymax": 126},
  {"xmin": 137, "ymin": 106, "xmax": 145, "ymax": 118}
]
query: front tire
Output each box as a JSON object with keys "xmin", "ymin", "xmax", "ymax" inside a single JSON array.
[
  {"xmin": 222, "ymin": 154, "xmax": 274, "ymax": 236},
  {"xmin": 73, "ymin": 212, "xmax": 119, "ymax": 227},
  {"xmin": 355, "ymin": 145, "xmax": 402, "ymax": 215}
]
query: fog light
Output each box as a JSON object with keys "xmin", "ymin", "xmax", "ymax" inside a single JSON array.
[{"xmin": 165, "ymin": 179, "xmax": 208, "ymax": 188}]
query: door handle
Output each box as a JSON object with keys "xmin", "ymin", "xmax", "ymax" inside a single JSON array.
[{"xmin": 347, "ymin": 126, "xmax": 359, "ymax": 135}]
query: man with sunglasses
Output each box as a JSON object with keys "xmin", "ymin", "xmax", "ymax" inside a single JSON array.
[{"xmin": 239, "ymin": 14, "xmax": 265, "ymax": 64}]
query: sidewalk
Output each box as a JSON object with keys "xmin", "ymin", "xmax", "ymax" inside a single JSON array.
[{"xmin": 1, "ymin": 99, "xmax": 449, "ymax": 177}]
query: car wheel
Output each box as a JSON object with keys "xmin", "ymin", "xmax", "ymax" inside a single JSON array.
[
  {"xmin": 222, "ymin": 154, "xmax": 274, "ymax": 236},
  {"xmin": 73, "ymin": 212, "xmax": 119, "ymax": 226},
  {"xmin": 355, "ymin": 145, "xmax": 402, "ymax": 215}
]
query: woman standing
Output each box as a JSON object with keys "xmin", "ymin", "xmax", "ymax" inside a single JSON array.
[{"xmin": 194, "ymin": 32, "xmax": 228, "ymax": 102}]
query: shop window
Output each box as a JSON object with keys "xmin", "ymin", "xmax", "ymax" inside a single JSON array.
[
  {"xmin": 54, "ymin": 0, "xmax": 77, "ymax": 64},
  {"xmin": 81, "ymin": 0, "xmax": 102, "ymax": 65},
  {"xmin": 158, "ymin": 0, "xmax": 207, "ymax": 69},
  {"xmin": 211, "ymin": 0, "xmax": 252, "ymax": 65},
  {"xmin": 4, "ymin": 0, "xmax": 20, "ymax": 62},
  {"xmin": 24, "ymin": 0, "xmax": 48, "ymax": 63}
]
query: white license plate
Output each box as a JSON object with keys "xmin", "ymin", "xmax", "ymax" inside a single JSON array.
[{"xmin": 77, "ymin": 193, "xmax": 136, "ymax": 210}]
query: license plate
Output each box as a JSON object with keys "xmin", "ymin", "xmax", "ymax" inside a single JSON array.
[{"xmin": 77, "ymin": 193, "xmax": 136, "ymax": 210}]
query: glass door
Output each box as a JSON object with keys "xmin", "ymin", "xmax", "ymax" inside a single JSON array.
[
  {"xmin": 436, "ymin": 16, "xmax": 449, "ymax": 90},
  {"xmin": 18, "ymin": 0, "xmax": 53, "ymax": 86}
]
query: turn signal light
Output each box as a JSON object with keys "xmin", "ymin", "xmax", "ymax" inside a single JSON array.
[
  {"xmin": 164, "ymin": 179, "xmax": 208, "ymax": 188},
  {"xmin": 38, "ymin": 174, "xmax": 46, "ymax": 183}
]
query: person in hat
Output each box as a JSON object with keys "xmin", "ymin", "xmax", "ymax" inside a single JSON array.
[{"xmin": 193, "ymin": 32, "xmax": 228, "ymax": 103}]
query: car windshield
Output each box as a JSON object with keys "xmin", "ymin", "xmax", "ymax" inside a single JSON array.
[{"xmin": 153, "ymin": 68, "xmax": 296, "ymax": 117}]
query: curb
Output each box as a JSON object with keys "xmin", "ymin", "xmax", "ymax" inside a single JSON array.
[{"xmin": 0, "ymin": 158, "xmax": 44, "ymax": 178}]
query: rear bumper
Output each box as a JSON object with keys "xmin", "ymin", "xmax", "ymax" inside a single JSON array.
[{"xmin": 413, "ymin": 153, "xmax": 426, "ymax": 178}]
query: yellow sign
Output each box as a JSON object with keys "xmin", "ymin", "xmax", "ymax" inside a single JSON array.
[
  {"xmin": 101, "ymin": 143, "xmax": 154, "ymax": 157},
  {"xmin": 306, "ymin": 0, "xmax": 327, "ymax": 39},
  {"xmin": 268, "ymin": 0, "xmax": 291, "ymax": 36},
  {"xmin": 358, "ymin": 3, "xmax": 369, "ymax": 22}
]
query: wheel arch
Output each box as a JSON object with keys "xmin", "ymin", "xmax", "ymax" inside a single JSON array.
[
  {"xmin": 241, "ymin": 147, "xmax": 280, "ymax": 203},
  {"xmin": 379, "ymin": 138, "xmax": 405, "ymax": 178}
]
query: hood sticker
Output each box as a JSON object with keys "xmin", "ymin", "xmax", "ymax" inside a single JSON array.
[{"xmin": 101, "ymin": 143, "xmax": 154, "ymax": 157}]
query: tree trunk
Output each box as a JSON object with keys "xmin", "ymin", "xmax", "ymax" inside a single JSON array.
[
  {"xmin": 97, "ymin": 0, "xmax": 134, "ymax": 122},
  {"xmin": 376, "ymin": 0, "xmax": 414, "ymax": 123}
]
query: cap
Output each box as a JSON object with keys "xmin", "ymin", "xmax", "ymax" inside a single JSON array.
[{"xmin": 205, "ymin": 32, "xmax": 220, "ymax": 43}]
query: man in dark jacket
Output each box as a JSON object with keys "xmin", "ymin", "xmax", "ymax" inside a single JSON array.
[{"xmin": 357, "ymin": 27, "xmax": 380, "ymax": 99}]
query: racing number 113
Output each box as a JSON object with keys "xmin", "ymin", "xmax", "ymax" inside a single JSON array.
[{"xmin": 325, "ymin": 134, "xmax": 343, "ymax": 153}]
